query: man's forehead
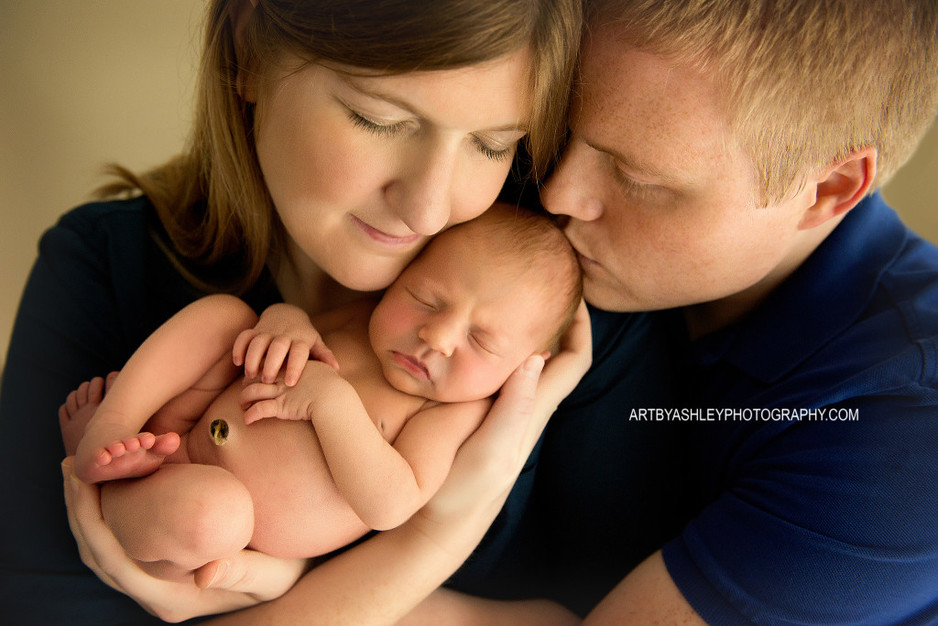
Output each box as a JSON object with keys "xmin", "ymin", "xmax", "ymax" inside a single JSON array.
[{"xmin": 576, "ymin": 34, "xmax": 741, "ymax": 184}]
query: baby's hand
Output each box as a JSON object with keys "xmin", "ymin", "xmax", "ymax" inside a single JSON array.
[
  {"xmin": 232, "ymin": 303, "xmax": 339, "ymax": 386},
  {"xmin": 239, "ymin": 362, "xmax": 340, "ymax": 425}
]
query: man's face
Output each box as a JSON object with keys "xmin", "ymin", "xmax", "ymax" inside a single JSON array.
[{"xmin": 542, "ymin": 27, "xmax": 815, "ymax": 318}]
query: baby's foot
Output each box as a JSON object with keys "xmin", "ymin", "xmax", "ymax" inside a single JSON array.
[
  {"xmin": 59, "ymin": 373, "xmax": 119, "ymax": 455},
  {"xmin": 87, "ymin": 430, "xmax": 181, "ymax": 482}
]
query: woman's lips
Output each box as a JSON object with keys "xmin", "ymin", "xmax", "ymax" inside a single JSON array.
[
  {"xmin": 392, "ymin": 352, "xmax": 430, "ymax": 380},
  {"xmin": 351, "ymin": 215, "xmax": 421, "ymax": 248}
]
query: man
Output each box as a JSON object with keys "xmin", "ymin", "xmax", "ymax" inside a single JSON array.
[{"xmin": 503, "ymin": 0, "xmax": 938, "ymax": 622}]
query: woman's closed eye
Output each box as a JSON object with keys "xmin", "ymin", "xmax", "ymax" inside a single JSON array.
[
  {"xmin": 347, "ymin": 110, "xmax": 410, "ymax": 137},
  {"xmin": 348, "ymin": 107, "xmax": 516, "ymax": 163},
  {"xmin": 471, "ymin": 136, "xmax": 515, "ymax": 162}
]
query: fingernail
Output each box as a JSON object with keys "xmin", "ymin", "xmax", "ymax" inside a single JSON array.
[{"xmin": 524, "ymin": 355, "xmax": 545, "ymax": 375}]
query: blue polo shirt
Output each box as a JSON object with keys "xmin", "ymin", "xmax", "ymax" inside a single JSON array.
[{"xmin": 662, "ymin": 193, "xmax": 938, "ymax": 623}]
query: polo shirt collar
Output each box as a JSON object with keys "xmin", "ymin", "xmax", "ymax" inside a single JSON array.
[{"xmin": 689, "ymin": 192, "xmax": 910, "ymax": 382}]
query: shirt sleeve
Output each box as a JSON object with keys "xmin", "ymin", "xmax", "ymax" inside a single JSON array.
[
  {"xmin": 0, "ymin": 200, "xmax": 166, "ymax": 624},
  {"xmin": 662, "ymin": 395, "xmax": 938, "ymax": 624}
]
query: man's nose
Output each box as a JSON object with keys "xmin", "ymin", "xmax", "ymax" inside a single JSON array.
[{"xmin": 541, "ymin": 141, "xmax": 604, "ymax": 222}]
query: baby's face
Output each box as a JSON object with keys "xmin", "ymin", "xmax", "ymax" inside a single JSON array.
[{"xmin": 369, "ymin": 236, "xmax": 555, "ymax": 402}]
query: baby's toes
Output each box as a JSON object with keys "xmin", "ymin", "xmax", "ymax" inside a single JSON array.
[
  {"xmin": 58, "ymin": 403, "xmax": 71, "ymax": 424},
  {"xmin": 94, "ymin": 448, "xmax": 114, "ymax": 466},
  {"xmin": 105, "ymin": 440, "xmax": 128, "ymax": 459},
  {"xmin": 75, "ymin": 380, "xmax": 91, "ymax": 405},
  {"xmin": 64, "ymin": 389, "xmax": 80, "ymax": 416},
  {"xmin": 137, "ymin": 432, "xmax": 157, "ymax": 450},
  {"xmin": 86, "ymin": 376, "xmax": 106, "ymax": 404}
]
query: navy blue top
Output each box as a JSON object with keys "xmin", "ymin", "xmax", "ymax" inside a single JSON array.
[
  {"xmin": 660, "ymin": 193, "xmax": 938, "ymax": 623},
  {"xmin": 453, "ymin": 193, "xmax": 938, "ymax": 624},
  {"xmin": 0, "ymin": 198, "xmax": 279, "ymax": 624}
]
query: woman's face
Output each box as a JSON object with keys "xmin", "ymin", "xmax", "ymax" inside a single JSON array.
[{"xmin": 254, "ymin": 50, "xmax": 532, "ymax": 293}]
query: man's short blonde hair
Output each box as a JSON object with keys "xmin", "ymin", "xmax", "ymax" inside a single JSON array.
[{"xmin": 589, "ymin": 0, "xmax": 938, "ymax": 204}]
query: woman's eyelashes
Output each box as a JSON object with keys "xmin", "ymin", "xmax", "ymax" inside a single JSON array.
[
  {"xmin": 346, "ymin": 109, "xmax": 516, "ymax": 162},
  {"xmin": 347, "ymin": 110, "xmax": 408, "ymax": 137},
  {"xmin": 471, "ymin": 137, "xmax": 515, "ymax": 162}
]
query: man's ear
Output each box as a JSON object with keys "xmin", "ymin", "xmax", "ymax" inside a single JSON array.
[
  {"xmin": 231, "ymin": 0, "xmax": 259, "ymax": 102},
  {"xmin": 798, "ymin": 146, "xmax": 877, "ymax": 230}
]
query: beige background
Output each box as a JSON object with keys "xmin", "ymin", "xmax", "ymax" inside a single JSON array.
[{"xmin": 2, "ymin": 1, "xmax": 937, "ymax": 369}]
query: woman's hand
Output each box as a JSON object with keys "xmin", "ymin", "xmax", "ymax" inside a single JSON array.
[
  {"xmin": 62, "ymin": 457, "xmax": 307, "ymax": 623},
  {"xmin": 412, "ymin": 299, "xmax": 592, "ymax": 550}
]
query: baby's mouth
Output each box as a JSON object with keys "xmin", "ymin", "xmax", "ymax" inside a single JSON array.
[{"xmin": 392, "ymin": 352, "xmax": 430, "ymax": 381}]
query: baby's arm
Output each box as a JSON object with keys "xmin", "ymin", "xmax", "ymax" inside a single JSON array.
[
  {"xmin": 347, "ymin": 399, "xmax": 490, "ymax": 530},
  {"xmin": 73, "ymin": 295, "xmax": 258, "ymax": 484},
  {"xmin": 233, "ymin": 302, "xmax": 339, "ymax": 386},
  {"xmin": 241, "ymin": 365, "xmax": 488, "ymax": 530}
]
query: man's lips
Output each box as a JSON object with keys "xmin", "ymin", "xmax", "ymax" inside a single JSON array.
[
  {"xmin": 351, "ymin": 215, "xmax": 421, "ymax": 248},
  {"xmin": 576, "ymin": 250, "xmax": 600, "ymax": 269},
  {"xmin": 392, "ymin": 352, "xmax": 430, "ymax": 380}
]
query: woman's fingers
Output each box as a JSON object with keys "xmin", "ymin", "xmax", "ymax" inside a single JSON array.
[
  {"xmin": 196, "ymin": 552, "xmax": 309, "ymax": 601},
  {"xmin": 423, "ymin": 355, "xmax": 544, "ymax": 522},
  {"xmin": 422, "ymin": 301, "xmax": 592, "ymax": 525},
  {"xmin": 527, "ymin": 299, "xmax": 592, "ymax": 442},
  {"xmin": 61, "ymin": 457, "xmax": 123, "ymax": 592}
]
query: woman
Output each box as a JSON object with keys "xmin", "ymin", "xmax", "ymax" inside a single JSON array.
[{"xmin": 0, "ymin": 0, "xmax": 589, "ymax": 623}]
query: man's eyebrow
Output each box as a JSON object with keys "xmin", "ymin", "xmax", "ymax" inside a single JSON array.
[
  {"xmin": 339, "ymin": 74, "xmax": 529, "ymax": 134},
  {"xmin": 585, "ymin": 139, "xmax": 679, "ymax": 184}
]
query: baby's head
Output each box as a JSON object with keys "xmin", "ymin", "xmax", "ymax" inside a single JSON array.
[{"xmin": 369, "ymin": 202, "xmax": 582, "ymax": 402}]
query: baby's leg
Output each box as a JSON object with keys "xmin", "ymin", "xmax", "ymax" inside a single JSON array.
[
  {"xmin": 59, "ymin": 373, "xmax": 118, "ymax": 455},
  {"xmin": 101, "ymin": 463, "xmax": 254, "ymax": 583},
  {"xmin": 62, "ymin": 373, "xmax": 180, "ymax": 481},
  {"xmin": 85, "ymin": 429, "xmax": 181, "ymax": 482}
]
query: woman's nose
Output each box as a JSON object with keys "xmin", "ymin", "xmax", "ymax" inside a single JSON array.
[
  {"xmin": 541, "ymin": 142, "xmax": 604, "ymax": 222},
  {"xmin": 385, "ymin": 141, "xmax": 457, "ymax": 236}
]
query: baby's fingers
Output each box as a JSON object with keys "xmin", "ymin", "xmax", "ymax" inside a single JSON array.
[
  {"xmin": 284, "ymin": 343, "xmax": 313, "ymax": 386},
  {"xmin": 232, "ymin": 329, "xmax": 256, "ymax": 366},
  {"xmin": 239, "ymin": 381, "xmax": 283, "ymax": 408},
  {"xmin": 242, "ymin": 335, "xmax": 274, "ymax": 379},
  {"xmin": 261, "ymin": 336, "xmax": 294, "ymax": 383},
  {"xmin": 242, "ymin": 399, "xmax": 281, "ymax": 425}
]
